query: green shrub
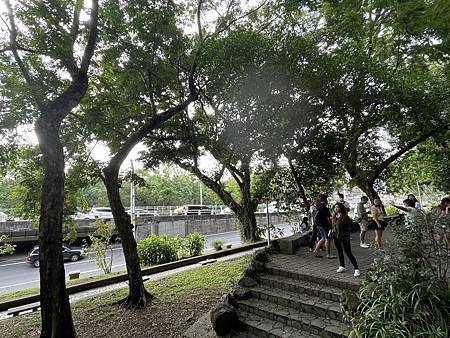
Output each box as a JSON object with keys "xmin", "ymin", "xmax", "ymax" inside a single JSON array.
[
  {"xmin": 137, "ymin": 232, "xmax": 207, "ymax": 265},
  {"xmin": 346, "ymin": 214, "xmax": 450, "ymax": 338},
  {"xmin": 212, "ymin": 240, "xmax": 224, "ymax": 251},
  {"xmin": 183, "ymin": 232, "xmax": 206, "ymax": 256},
  {"xmin": 384, "ymin": 204, "xmax": 400, "ymax": 216},
  {"xmin": 88, "ymin": 220, "xmax": 115, "ymax": 274},
  {"xmin": 137, "ymin": 234, "xmax": 178, "ymax": 265}
]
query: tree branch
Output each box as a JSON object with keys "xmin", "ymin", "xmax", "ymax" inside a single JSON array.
[
  {"xmin": 79, "ymin": 0, "xmax": 99, "ymax": 74},
  {"xmin": 4, "ymin": 0, "xmax": 42, "ymax": 109},
  {"xmin": 370, "ymin": 125, "xmax": 450, "ymax": 181}
]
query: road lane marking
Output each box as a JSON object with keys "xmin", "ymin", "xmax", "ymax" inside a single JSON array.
[
  {"xmin": 0, "ymin": 279, "xmax": 40, "ymax": 289},
  {"xmin": 0, "ymin": 261, "xmax": 28, "ymax": 267}
]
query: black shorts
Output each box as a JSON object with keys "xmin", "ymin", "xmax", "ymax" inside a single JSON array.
[{"xmin": 369, "ymin": 220, "xmax": 387, "ymax": 230}]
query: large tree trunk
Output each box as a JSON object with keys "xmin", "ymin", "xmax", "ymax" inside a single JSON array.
[
  {"xmin": 237, "ymin": 173, "xmax": 259, "ymax": 243},
  {"xmin": 235, "ymin": 204, "xmax": 259, "ymax": 243},
  {"xmin": 288, "ymin": 158, "xmax": 311, "ymax": 212},
  {"xmin": 35, "ymin": 118, "xmax": 76, "ymax": 338},
  {"xmin": 103, "ymin": 167, "xmax": 152, "ymax": 307},
  {"xmin": 355, "ymin": 178, "xmax": 378, "ymax": 203}
]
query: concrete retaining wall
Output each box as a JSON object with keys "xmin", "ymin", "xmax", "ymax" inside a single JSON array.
[{"xmin": 0, "ymin": 212, "xmax": 299, "ymax": 242}]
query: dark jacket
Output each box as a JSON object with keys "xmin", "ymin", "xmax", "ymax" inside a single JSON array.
[{"xmin": 333, "ymin": 214, "xmax": 352, "ymax": 240}]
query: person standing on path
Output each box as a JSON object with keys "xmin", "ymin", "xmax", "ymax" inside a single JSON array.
[
  {"xmin": 332, "ymin": 203, "xmax": 360, "ymax": 277},
  {"xmin": 313, "ymin": 195, "xmax": 336, "ymax": 259},
  {"xmin": 357, "ymin": 196, "xmax": 370, "ymax": 248},
  {"xmin": 430, "ymin": 197, "xmax": 450, "ymax": 255},
  {"xmin": 390, "ymin": 199, "xmax": 418, "ymax": 229},
  {"xmin": 370, "ymin": 197, "xmax": 387, "ymax": 249},
  {"xmin": 408, "ymin": 194, "xmax": 421, "ymax": 210},
  {"xmin": 308, "ymin": 196, "xmax": 322, "ymax": 252}
]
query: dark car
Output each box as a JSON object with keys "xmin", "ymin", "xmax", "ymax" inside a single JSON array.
[{"xmin": 27, "ymin": 244, "xmax": 84, "ymax": 268}]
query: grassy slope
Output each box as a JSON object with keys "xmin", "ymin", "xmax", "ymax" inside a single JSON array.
[{"xmin": 0, "ymin": 255, "xmax": 251, "ymax": 338}]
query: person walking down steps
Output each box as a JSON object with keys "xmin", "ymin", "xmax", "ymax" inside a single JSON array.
[{"xmin": 332, "ymin": 203, "xmax": 360, "ymax": 277}]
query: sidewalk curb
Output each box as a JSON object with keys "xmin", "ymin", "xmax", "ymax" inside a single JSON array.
[{"xmin": 0, "ymin": 241, "xmax": 268, "ymax": 312}]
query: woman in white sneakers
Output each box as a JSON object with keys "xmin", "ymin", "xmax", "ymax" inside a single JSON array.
[{"xmin": 332, "ymin": 203, "xmax": 360, "ymax": 277}]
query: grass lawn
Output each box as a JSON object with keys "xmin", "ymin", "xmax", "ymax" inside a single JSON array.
[
  {"xmin": 0, "ymin": 255, "xmax": 251, "ymax": 338},
  {"xmin": 0, "ymin": 271, "xmax": 124, "ymax": 303}
]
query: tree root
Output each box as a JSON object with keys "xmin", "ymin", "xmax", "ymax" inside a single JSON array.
[{"xmin": 116, "ymin": 289, "xmax": 154, "ymax": 309}]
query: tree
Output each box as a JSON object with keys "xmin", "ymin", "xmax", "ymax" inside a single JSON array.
[
  {"xmin": 263, "ymin": 0, "xmax": 450, "ymax": 201},
  {"xmin": 385, "ymin": 137, "xmax": 450, "ymax": 195},
  {"xmin": 0, "ymin": 1, "xmax": 98, "ymax": 336},
  {"xmin": 143, "ymin": 28, "xmax": 294, "ymax": 242},
  {"xmin": 72, "ymin": 0, "xmax": 200, "ymax": 307}
]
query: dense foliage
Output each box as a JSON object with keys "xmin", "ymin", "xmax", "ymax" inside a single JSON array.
[
  {"xmin": 137, "ymin": 232, "xmax": 206, "ymax": 266},
  {"xmin": 346, "ymin": 215, "xmax": 450, "ymax": 337}
]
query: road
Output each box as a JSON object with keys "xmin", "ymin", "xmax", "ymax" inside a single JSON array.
[{"xmin": 0, "ymin": 224, "xmax": 294, "ymax": 295}]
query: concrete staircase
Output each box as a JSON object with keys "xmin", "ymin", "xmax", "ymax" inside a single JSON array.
[{"xmin": 232, "ymin": 264, "xmax": 355, "ymax": 338}]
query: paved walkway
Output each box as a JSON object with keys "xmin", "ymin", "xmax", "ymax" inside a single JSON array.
[{"xmin": 269, "ymin": 229, "xmax": 394, "ymax": 288}]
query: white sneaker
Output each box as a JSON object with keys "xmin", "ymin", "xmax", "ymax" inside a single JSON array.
[
  {"xmin": 354, "ymin": 269, "xmax": 361, "ymax": 277},
  {"xmin": 360, "ymin": 243, "xmax": 369, "ymax": 248},
  {"xmin": 336, "ymin": 266, "xmax": 347, "ymax": 273}
]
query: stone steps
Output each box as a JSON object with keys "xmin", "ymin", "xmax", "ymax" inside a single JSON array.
[
  {"xmin": 249, "ymin": 285, "xmax": 343, "ymax": 321},
  {"xmin": 237, "ymin": 309, "xmax": 323, "ymax": 338},
  {"xmin": 237, "ymin": 298, "xmax": 349, "ymax": 338},
  {"xmin": 265, "ymin": 265, "xmax": 360, "ymax": 292},
  {"xmin": 259, "ymin": 274, "xmax": 343, "ymax": 303}
]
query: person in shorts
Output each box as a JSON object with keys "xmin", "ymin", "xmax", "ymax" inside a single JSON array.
[
  {"xmin": 370, "ymin": 196, "xmax": 387, "ymax": 249},
  {"xmin": 430, "ymin": 198, "xmax": 450, "ymax": 255},
  {"xmin": 357, "ymin": 196, "xmax": 370, "ymax": 248},
  {"xmin": 313, "ymin": 195, "xmax": 336, "ymax": 259}
]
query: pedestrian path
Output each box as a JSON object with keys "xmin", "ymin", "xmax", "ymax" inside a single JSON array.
[{"xmin": 228, "ymin": 230, "xmax": 394, "ymax": 337}]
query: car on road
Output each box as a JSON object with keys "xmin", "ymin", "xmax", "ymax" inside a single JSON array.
[
  {"xmin": 174, "ymin": 205, "xmax": 214, "ymax": 215},
  {"xmin": 27, "ymin": 244, "xmax": 84, "ymax": 268},
  {"xmin": 88, "ymin": 207, "xmax": 113, "ymax": 219}
]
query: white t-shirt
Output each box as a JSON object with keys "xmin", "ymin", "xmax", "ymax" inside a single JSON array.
[{"xmin": 404, "ymin": 207, "xmax": 418, "ymax": 228}]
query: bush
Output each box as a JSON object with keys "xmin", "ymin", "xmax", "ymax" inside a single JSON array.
[
  {"xmin": 183, "ymin": 232, "xmax": 206, "ymax": 256},
  {"xmin": 346, "ymin": 214, "xmax": 450, "ymax": 338},
  {"xmin": 384, "ymin": 204, "xmax": 400, "ymax": 216},
  {"xmin": 137, "ymin": 232, "xmax": 206, "ymax": 265},
  {"xmin": 87, "ymin": 221, "xmax": 115, "ymax": 274},
  {"xmin": 0, "ymin": 235, "xmax": 14, "ymax": 255},
  {"xmin": 137, "ymin": 234, "xmax": 178, "ymax": 265},
  {"xmin": 212, "ymin": 240, "xmax": 224, "ymax": 251}
]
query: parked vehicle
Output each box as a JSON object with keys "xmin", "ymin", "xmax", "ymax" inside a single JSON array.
[
  {"xmin": 27, "ymin": 244, "xmax": 84, "ymax": 268},
  {"xmin": 70, "ymin": 209, "xmax": 95, "ymax": 220},
  {"xmin": 220, "ymin": 207, "xmax": 233, "ymax": 214},
  {"xmin": 174, "ymin": 205, "xmax": 214, "ymax": 215},
  {"xmin": 88, "ymin": 207, "xmax": 113, "ymax": 219}
]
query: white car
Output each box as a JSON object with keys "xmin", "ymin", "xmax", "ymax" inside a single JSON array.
[
  {"xmin": 88, "ymin": 207, "xmax": 113, "ymax": 219},
  {"xmin": 220, "ymin": 207, "xmax": 233, "ymax": 214},
  {"xmin": 70, "ymin": 211, "xmax": 95, "ymax": 220}
]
